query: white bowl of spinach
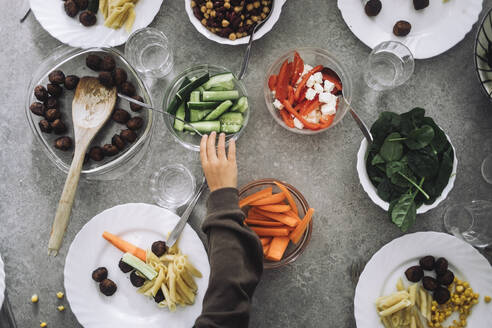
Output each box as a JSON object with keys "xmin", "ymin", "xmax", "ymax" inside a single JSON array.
[{"xmin": 357, "ymin": 108, "xmax": 457, "ymax": 232}]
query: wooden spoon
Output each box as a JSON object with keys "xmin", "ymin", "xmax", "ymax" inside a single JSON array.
[{"xmin": 48, "ymin": 77, "xmax": 117, "ymax": 255}]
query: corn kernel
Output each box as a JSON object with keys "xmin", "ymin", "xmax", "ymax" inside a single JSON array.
[
  {"xmin": 57, "ymin": 305, "xmax": 65, "ymax": 312},
  {"xmin": 206, "ymin": 1, "xmax": 213, "ymax": 8},
  {"xmin": 191, "ymin": 0, "xmax": 196, "ymax": 7},
  {"xmin": 40, "ymin": 323, "xmax": 47, "ymax": 328},
  {"xmin": 485, "ymin": 295, "xmax": 491, "ymax": 303},
  {"xmin": 224, "ymin": 2, "xmax": 231, "ymax": 9},
  {"xmin": 228, "ymin": 33, "xmax": 236, "ymax": 41},
  {"xmin": 31, "ymin": 294, "xmax": 39, "ymax": 303},
  {"xmin": 56, "ymin": 292, "xmax": 64, "ymax": 299},
  {"xmin": 253, "ymin": 1, "xmax": 260, "ymax": 8}
]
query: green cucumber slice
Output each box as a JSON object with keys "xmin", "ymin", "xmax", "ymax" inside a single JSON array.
[
  {"xmin": 205, "ymin": 100, "xmax": 233, "ymax": 121},
  {"xmin": 221, "ymin": 124, "xmax": 242, "ymax": 134},
  {"xmin": 176, "ymin": 73, "xmax": 209, "ymax": 101},
  {"xmin": 219, "ymin": 112, "xmax": 244, "ymax": 126},
  {"xmin": 202, "ymin": 73, "xmax": 235, "ymax": 90},
  {"xmin": 190, "ymin": 91, "xmax": 201, "ymax": 102},
  {"xmin": 208, "ymin": 80, "xmax": 235, "ymax": 91},
  {"xmin": 187, "ymin": 101, "xmax": 221, "ymax": 110},
  {"xmin": 183, "ymin": 121, "xmax": 221, "ymax": 133},
  {"xmin": 173, "ymin": 103, "xmax": 186, "ymax": 131},
  {"xmin": 122, "ymin": 253, "xmax": 157, "ymax": 281},
  {"xmin": 231, "ymin": 96, "xmax": 248, "ymax": 113},
  {"xmin": 202, "ymin": 90, "xmax": 239, "ymax": 102},
  {"xmin": 190, "ymin": 109, "xmax": 212, "ymax": 122},
  {"xmin": 166, "ymin": 77, "xmax": 192, "ymax": 114}
]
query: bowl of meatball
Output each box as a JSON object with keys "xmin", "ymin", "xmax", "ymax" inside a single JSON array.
[{"xmin": 26, "ymin": 45, "xmax": 155, "ymax": 180}]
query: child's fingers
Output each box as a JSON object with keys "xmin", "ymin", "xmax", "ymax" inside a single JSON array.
[
  {"xmin": 227, "ymin": 138, "xmax": 236, "ymax": 162},
  {"xmin": 200, "ymin": 134, "xmax": 208, "ymax": 165},
  {"xmin": 206, "ymin": 131, "xmax": 217, "ymax": 161},
  {"xmin": 217, "ymin": 133, "xmax": 226, "ymax": 160}
]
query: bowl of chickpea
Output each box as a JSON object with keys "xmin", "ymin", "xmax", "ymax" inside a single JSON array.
[{"xmin": 185, "ymin": 0, "xmax": 287, "ymax": 45}]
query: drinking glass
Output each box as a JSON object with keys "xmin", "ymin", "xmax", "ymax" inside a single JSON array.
[
  {"xmin": 443, "ymin": 200, "xmax": 492, "ymax": 248},
  {"xmin": 125, "ymin": 28, "xmax": 174, "ymax": 78},
  {"xmin": 363, "ymin": 41, "xmax": 414, "ymax": 91},
  {"xmin": 481, "ymin": 154, "xmax": 492, "ymax": 184},
  {"xmin": 150, "ymin": 164, "xmax": 196, "ymax": 210}
]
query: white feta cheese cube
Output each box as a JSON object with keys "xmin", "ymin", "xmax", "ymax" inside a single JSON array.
[
  {"xmin": 313, "ymin": 72, "xmax": 323, "ymax": 83},
  {"xmin": 293, "ymin": 118, "xmax": 304, "ymax": 129},
  {"xmin": 273, "ymin": 99, "xmax": 283, "ymax": 110},
  {"xmin": 324, "ymin": 80, "xmax": 335, "ymax": 92},
  {"xmin": 305, "ymin": 88, "xmax": 317, "ymax": 101},
  {"xmin": 321, "ymin": 103, "xmax": 337, "ymax": 116},
  {"xmin": 272, "ymin": 90, "xmax": 276, "ymax": 96},
  {"xmin": 319, "ymin": 92, "xmax": 337, "ymax": 104},
  {"xmin": 304, "ymin": 110, "xmax": 320, "ymax": 124},
  {"xmin": 302, "ymin": 64, "xmax": 313, "ymax": 76},
  {"xmin": 306, "ymin": 75, "xmax": 316, "ymax": 88},
  {"xmin": 313, "ymin": 82, "xmax": 324, "ymax": 94}
]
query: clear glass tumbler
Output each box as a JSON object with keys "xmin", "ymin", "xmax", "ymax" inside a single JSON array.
[
  {"xmin": 363, "ymin": 41, "xmax": 415, "ymax": 91},
  {"xmin": 443, "ymin": 200, "xmax": 492, "ymax": 248},
  {"xmin": 481, "ymin": 154, "xmax": 492, "ymax": 184},
  {"xmin": 125, "ymin": 27, "xmax": 174, "ymax": 78},
  {"xmin": 150, "ymin": 164, "xmax": 196, "ymax": 210}
]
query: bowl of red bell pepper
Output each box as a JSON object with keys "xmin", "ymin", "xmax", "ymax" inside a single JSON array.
[{"xmin": 263, "ymin": 48, "xmax": 353, "ymax": 134}]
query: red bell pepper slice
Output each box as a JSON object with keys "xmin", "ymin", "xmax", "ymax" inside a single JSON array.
[
  {"xmin": 279, "ymin": 108, "xmax": 295, "ymax": 128},
  {"xmin": 321, "ymin": 67, "xmax": 343, "ymax": 94},
  {"xmin": 295, "ymin": 65, "xmax": 323, "ymax": 101},
  {"xmin": 287, "ymin": 85, "xmax": 295, "ymax": 105},
  {"xmin": 282, "ymin": 100, "xmax": 322, "ymax": 131},
  {"xmin": 268, "ymin": 75, "xmax": 277, "ymax": 91},
  {"xmin": 290, "ymin": 51, "xmax": 304, "ymax": 86},
  {"xmin": 301, "ymin": 99, "xmax": 321, "ymax": 116},
  {"xmin": 276, "ymin": 60, "xmax": 289, "ymax": 100},
  {"xmin": 320, "ymin": 114, "xmax": 335, "ymax": 128}
]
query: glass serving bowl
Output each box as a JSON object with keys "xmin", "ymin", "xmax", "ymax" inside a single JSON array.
[
  {"xmin": 162, "ymin": 65, "xmax": 249, "ymax": 151},
  {"xmin": 263, "ymin": 47, "xmax": 353, "ymax": 135},
  {"xmin": 238, "ymin": 178, "xmax": 313, "ymax": 269},
  {"xmin": 25, "ymin": 46, "xmax": 154, "ymax": 180}
]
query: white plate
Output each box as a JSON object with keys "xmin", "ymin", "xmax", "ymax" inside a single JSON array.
[
  {"xmin": 30, "ymin": 0, "xmax": 163, "ymax": 48},
  {"xmin": 64, "ymin": 203, "xmax": 210, "ymax": 328},
  {"xmin": 338, "ymin": 0, "xmax": 482, "ymax": 59},
  {"xmin": 354, "ymin": 231, "xmax": 492, "ymax": 327},
  {"xmin": 356, "ymin": 135, "xmax": 457, "ymax": 214},
  {"xmin": 0, "ymin": 253, "xmax": 4, "ymax": 307},
  {"xmin": 184, "ymin": 0, "xmax": 287, "ymax": 45}
]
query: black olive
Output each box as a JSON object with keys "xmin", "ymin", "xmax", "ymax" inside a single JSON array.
[
  {"xmin": 393, "ymin": 21, "xmax": 412, "ymax": 37},
  {"xmin": 433, "ymin": 287, "xmax": 451, "ymax": 304},
  {"xmin": 48, "ymin": 70, "xmax": 65, "ymax": 85},
  {"xmin": 54, "ymin": 136, "xmax": 72, "ymax": 151},
  {"xmin": 154, "ymin": 289, "xmax": 165, "ymax": 303},
  {"xmin": 99, "ymin": 279, "xmax": 117, "ymax": 296},
  {"xmin": 89, "ymin": 146, "xmax": 105, "ymax": 161},
  {"xmin": 64, "ymin": 75, "xmax": 80, "ymax": 90},
  {"xmin": 45, "ymin": 108, "xmax": 61, "ymax": 122},
  {"xmin": 126, "ymin": 117, "xmax": 144, "ymax": 130},
  {"xmin": 365, "ymin": 0, "xmax": 382, "ymax": 16},
  {"xmin": 437, "ymin": 270, "xmax": 454, "ymax": 286},
  {"xmin": 422, "ymin": 276, "xmax": 439, "ymax": 291},
  {"xmin": 79, "ymin": 11, "xmax": 97, "ymax": 27},
  {"xmin": 130, "ymin": 95, "xmax": 144, "ymax": 112},
  {"xmin": 51, "ymin": 119, "xmax": 67, "ymax": 134},
  {"xmin": 86, "ymin": 54, "xmax": 102, "ymax": 71},
  {"xmin": 112, "ymin": 108, "xmax": 130, "ymax": 124},
  {"xmin": 47, "ymin": 83, "xmax": 63, "ymax": 97},
  {"xmin": 34, "ymin": 85, "xmax": 49, "ymax": 101},
  {"xmin": 112, "ymin": 68, "xmax": 128, "ymax": 86},
  {"xmin": 118, "ymin": 258, "xmax": 133, "ymax": 273},
  {"xmin": 112, "ymin": 134, "xmax": 126, "ymax": 150},
  {"xmin": 74, "ymin": 0, "xmax": 88, "ymax": 10},
  {"xmin": 413, "ymin": 0, "xmax": 429, "ymax": 10},
  {"xmin": 130, "ymin": 271, "xmax": 146, "ymax": 287},
  {"xmin": 98, "ymin": 71, "xmax": 114, "ymax": 88},
  {"xmin": 39, "ymin": 119, "xmax": 52, "ymax": 133},
  {"xmin": 64, "ymin": 0, "xmax": 79, "ymax": 17},
  {"xmin": 91, "ymin": 267, "xmax": 108, "ymax": 282},
  {"xmin": 151, "ymin": 241, "xmax": 168, "ymax": 257},
  {"xmin": 405, "ymin": 265, "xmax": 423, "ymax": 282},
  {"xmin": 102, "ymin": 144, "xmax": 119, "ymax": 156},
  {"xmin": 419, "ymin": 256, "xmax": 435, "ymax": 271},
  {"xmin": 434, "ymin": 257, "xmax": 448, "ymax": 276},
  {"xmin": 30, "ymin": 102, "xmax": 46, "ymax": 116},
  {"xmin": 101, "ymin": 55, "xmax": 116, "ymax": 72},
  {"xmin": 120, "ymin": 81, "xmax": 136, "ymax": 96},
  {"xmin": 44, "ymin": 96, "xmax": 59, "ymax": 110},
  {"xmin": 120, "ymin": 129, "xmax": 137, "ymax": 143}
]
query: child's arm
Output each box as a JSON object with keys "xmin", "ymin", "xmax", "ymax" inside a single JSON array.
[{"xmin": 195, "ymin": 132, "xmax": 263, "ymax": 328}]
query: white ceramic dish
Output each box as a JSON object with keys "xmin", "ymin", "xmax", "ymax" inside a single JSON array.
[
  {"xmin": 30, "ymin": 0, "xmax": 163, "ymax": 48},
  {"xmin": 0, "ymin": 253, "xmax": 4, "ymax": 307},
  {"xmin": 354, "ymin": 231, "xmax": 492, "ymax": 327},
  {"xmin": 474, "ymin": 7, "xmax": 492, "ymax": 101},
  {"xmin": 337, "ymin": 0, "xmax": 482, "ymax": 59},
  {"xmin": 64, "ymin": 203, "xmax": 210, "ymax": 328},
  {"xmin": 184, "ymin": 0, "xmax": 287, "ymax": 45},
  {"xmin": 357, "ymin": 136, "xmax": 457, "ymax": 214}
]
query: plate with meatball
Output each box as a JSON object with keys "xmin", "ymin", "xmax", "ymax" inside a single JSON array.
[
  {"xmin": 185, "ymin": 0, "xmax": 286, "ymax": 45},
  {"xmin": 354, "ymin": 231, "xmax": 492, "ymax": 327},
  {"xmin": 29, "ymin": 0, "xmax": 163, "ymax": 48},
  {"xmin": 64, "ymin": 203, "xmax": 210, "ymax": 328},
  {"xmin": 337, "ymin": 0, "xmax": 483, "ymax": 59}
]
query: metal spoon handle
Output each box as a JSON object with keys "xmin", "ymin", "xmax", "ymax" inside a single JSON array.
[
  {"xmin": 342, "ymin": 97, "xmax": 373, "ymax": 144},
  {"xmin": 238, "ymin": 30, "xmax": 256, "ymax": 81}
]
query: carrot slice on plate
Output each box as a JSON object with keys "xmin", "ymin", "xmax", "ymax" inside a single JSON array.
[
  {"xmin": 274, "ymin": 181, "xmax": 299, "ymax": 216},
  {"xmin": 253, "ymin": 208, "xmax": 298, "ymax": 227},
  {"xmin": 239, "ymin": 187, "xmax": 272, "ymax": 208},
  {"xmin": 250, "ymin": 193, "xmax": 286, "ymax": 206},
  {"xmin": 265, "ymin": 237, "xmax": 290, "ymax": 261},
  {"xmin": 245, "ymin": 219, "xmax": 285, "ymax": 227},
  {"xmin": 290, "ymin": 208, "xmax": 314, "ymax": 244},
  {"xmin": 250, "ymin": 226, "xmax": 290, "ymax": 237}
]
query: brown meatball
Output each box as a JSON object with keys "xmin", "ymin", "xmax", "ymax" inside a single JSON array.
[
  {"xmin": 48, "ymin": 70, "xmax": 65, "ymax": 85},
  {"xmin": 112, "ymin": 134, "xmax": 126, "ymax": 150},
  {"xmin": 54, "ymin": 136, "xmax": 72, "ymax": 151},
  {"xmin": 79, "ymin": 11, "xmax": 97, "ymax": 27},
  {"xmin": 44, "ymin": 96, "xmax": 59, "ymax": 109},
  {"xmin": 413, "ymin": 0, "xmax": 429, "ymax": 10},
  {"xmin": 120, "ymin": 129, "xmax": 137, "ymax": 143},
  {"xmin": 112, "ymin": 108, "xmax": 130, "ymax": 124},
  {"xmin": 74, "ymin": 0, "xmax": 88, "ymax": 10},
  {"xmin": 393, "ymin": 20, "xmax": 411, "ymax": 37},
  {"xmin": 130, "ymin": 95, "xmax": 144, "ymax": 112},
  {"xmin": 51, "ymin": 119, "xmax": 67, "ymax": 134},
  {"xmin": 30, "ymin": 102, "xmax": 45, "ymax": 116},
  {"xmin": 99, "ymin": 279, "xmax": 117, "ymax": 296},
  {"xmin": 151, "ymin": 241, "xmax": 168, "ymax": 257},
  {"xmin": 434, "ymin": 257, "xmax": 448, "ymax": 276},
  {"xmin": 120, "ymin": 81, "xmax": 136, "ymax": 96},
  {"xmin": 422, "ymin": 276, "xmax": 439, "ymax": 291},
  {"xmin": 39, "ymin": 120, "xmax": 52, "ymax": 133},
  {"xmin": 419, "ymin": 256, "xmax": 435, "ymax": 271},
  {"xmin": 91, "ymin": 267, "xmax": 108, "ymax": 282},
  {"xmin": 130, "ymin": 271, "xmax": 146, "ymax": 287},
  {"xmin": 64, "ymin": 0, "xmax": 79, "ymax": 17},
  {"xmin": 405, "ymin": 266, "xmax": 423, "ymax": 282},
  {"xmin": 433, "ymin": 287, "xmax": 451, "ymax": 305},
  {"xmin": 98, "ymin": 71, "xmax": 114, "ymax": 88},
  {"xmin": 364, "ymin": 0, "xmax": 382, "ymax": 17},
  {"xmin": 89, "ymin": 146, "xmax": 105, "ymax": 161},
  {"xmin": 102, "ymin": 144, "xmax": 119, "ymax": 156},
  {"xmin": 34, "ymin": 85, "xmax": 49, "ymax": 101},
  {"xmin": 118, "ymin": 259, "xmax": 133, "ymax": 273},
  {"xmin": 437, "ymin": 270, "xmax": 454, "ymax": 286},
  {"xmin": 101, "ymin": 55, "xmax": 116, "ymax": 72},
  {"xmin": 47, "ymin": 83, "xmax": 63, "ymax": 97},
  {"xmin": 126, "ymin": 117, "xmax": 144, "ymax": 130},
  {"xmin": 45, "ymin": 108, "xmax": 61, "ymax": 122},
  {"xmin": 112, "ymin": 68, "xmax": 127, "ymax": 86},
  {"xmin": 64, "ymin": 75, "xmax": 80, "ymax": 90},
  {"xmin": 86, "ymin": 54, "xmax": 102, "ymax": 71}
]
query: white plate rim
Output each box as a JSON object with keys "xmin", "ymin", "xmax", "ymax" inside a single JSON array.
[
  {"xmin": 184, "ymin": 0, "xmax": 287, "ymax": 45},
  {"xmin": 0, "ymin": 253, "xmax": 4, "ymax": 307},
  {"xmin": 337, "ymin": 0, "xmax": 483, "ymax": 59},
  {"xmin": 64, "ymin": 203, "xmax": 210, "ymax": 328},
  {"xmin": 30, "ymin": 0, "xmax": 164, "ymax": 48},
  {"xmin": 354, "ymin": 231, "xmax": 492, "ymax": 328}
]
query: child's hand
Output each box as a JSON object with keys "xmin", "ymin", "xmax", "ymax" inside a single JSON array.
[{"xmin": 200, "ymin": 132, "xmax": 237, "ymax": 192}]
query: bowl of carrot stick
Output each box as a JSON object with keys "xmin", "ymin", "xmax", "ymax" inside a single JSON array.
[{"xmin": 238, "ymin": 179, "xmax": 314, "ymax": 269}]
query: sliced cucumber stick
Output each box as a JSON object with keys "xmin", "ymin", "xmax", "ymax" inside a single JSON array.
[
  {"xmin": 184, "ymin": 121, "xmax": 221, "ymax": 133},
  {"xmin": 231, "ymin": 96, "xmax": 248, "ymax": 113},
  {"xmin": 122, "ymin": 253, "xmax": 157, "ymax": 281},
  {"xmin": 220, "ymin": 112, "xmax": 244, "ymax": 125},
  {"xmin": 190, "ymin": 91, "xmax": 201, "ymax": 102},
  {"xmin": 173, "ymin": 103, "xmax": 186, "ymax": 131},
  {"xmin": 205, "ymin": 100, "xmax": 233, "ymax": 121},
  {"xmin": 202, "ymin": 73, "xmax": 235, "ymax": 90},
  {"xmin": 202, "ymin": 90, "xmax": 239, "ymax": 102},
  {"xmin": 188, "ymin": 101, "xmax": 221, "ymax": 110},
  {"xmin": 190, "ymin": 109, "xmax": 212, "ymax": 122}
]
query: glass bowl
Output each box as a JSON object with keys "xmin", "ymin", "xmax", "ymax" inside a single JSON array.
[
  {"xmin": 25, "ymin": 46, "xmax": 154, "ymax": 180},
  {"xmin": 263, "ymin": 47, "xmax": 353, "ymax": 135},
  {"xmin": 162, "ymin": 65, "xmax": 249, "ymax": 151},
  {"xmin": 238, "ymin": 178, "xmax": 313, "ymax": 269}
]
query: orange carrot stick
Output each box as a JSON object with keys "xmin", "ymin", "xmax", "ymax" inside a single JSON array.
[
  {"xmin": 290, "ymin": 208, "xmax": 314, "ymax": 244},
  {"xmin": 102, "ymin": 231, "xmax": 146, "ymax": 262},
  {"xmin": 253, "ymin": 208, "xmax": 298, "ymax": 227},
  {"xmin": 263, "ymin": 243, "xmax": 271, "ymax": 256},
  {"xmin": 285, "ymin": 210, "xmax": 302, "ymax": 223},
  {"xmin": 274, "ymin": 181, "xmax": 299, "ymax": 217},
  {"xmin": 239, "ymin": 187, "xmax": 272, "ymax": 208},
  {"xmin": 250, "ymin": 193, "xmax": 286, "ymax": 206},
  {"xmin": 265, "ymin": 237, "xmax": 290, "ymax": 261},
  {"xmin": 250, "ymin": 226, "xmax": 290, "ymax": 237},
  {"xmin": 256, "ymin": 204, "xmax": 291, "ymax": 213},
  {"xmin": 260, "ymin": 237, "xmax": 272, "ymax": 247},
  {"xmin": 245, "ymin": 218, "xmax": 285, "ymax": 227}
]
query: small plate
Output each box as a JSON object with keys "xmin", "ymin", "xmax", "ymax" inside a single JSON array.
[
  {"xmin": 354, "ymin": 231, "xmax": 492, "ymax": 327},
  {"xmin": 184, "ymin": 0, "xmax": 287, "ymax": 45},
  {"xmin": 30, "ymin": 0, "xmax": 163, "ymax": 48},
  {"xmin": 338, "ymin": 0, "xmax": 482, "ymax": 59},
  {"xmin": 0, "ymin": 253, "xmax": 4, "ymax": 307},
  {"xmin": 64, "ymin": 203, "xmax": 210, "ymax": 328}
]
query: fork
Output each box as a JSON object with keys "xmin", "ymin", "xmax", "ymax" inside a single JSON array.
[{"xmin": 350, "ymin": 258, "xmax": 366, "ymax": 287}]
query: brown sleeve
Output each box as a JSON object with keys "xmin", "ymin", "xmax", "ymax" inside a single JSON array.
[{"xmin": 194, "ymin": 188, "xmax": 263, "ymax": 328}]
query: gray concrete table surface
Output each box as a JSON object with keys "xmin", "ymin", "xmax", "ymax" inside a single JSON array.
[{"xmin": 1, "ymin": 0, "xmax": 492, "ymax": 327}]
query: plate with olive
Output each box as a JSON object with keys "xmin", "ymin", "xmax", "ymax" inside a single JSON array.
[
  {"xmin": 338, "ymin": 0, "xmax": 483, "ymax": 59},
  {"xmin": 64, "ymin": 203, "xmax": 211, "ymax": 328},
  {"xmin": 354, "ymin": 232, "xmax": 492, "ymax": 327}
]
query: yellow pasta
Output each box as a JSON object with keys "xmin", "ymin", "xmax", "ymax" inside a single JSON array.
[
  {"xmin": 100, "ymin": 0, "xmax": 138, "ymax": 32},
  {"xmin": 151, "ymin": 268, "xmax": 166, "ymax": 297}
]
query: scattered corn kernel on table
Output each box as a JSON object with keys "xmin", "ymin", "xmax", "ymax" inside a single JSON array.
[{"xmin": 1, "ymin": 0, "xmax": 492, "ymax": 327}]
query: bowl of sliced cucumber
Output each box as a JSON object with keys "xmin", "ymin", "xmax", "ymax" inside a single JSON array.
[{"xmin": 163, "ymin": 64, "xmax": 249, "ymax": 151}]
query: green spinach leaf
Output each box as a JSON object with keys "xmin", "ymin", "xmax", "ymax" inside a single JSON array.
[
  {"xmin": 370, "ymin": 112, "xmax": 401, "ymax": 146},
  {"xmin": 389, "ymin": 193, "xmax": 417, "ymax": 232},
  {"xmin": 400, "ymin": 107, "xmax": 425, "ymax": 136},
  {"xmin": 380, "ymin": 133, "xmax": 403, "ymax": 162},
  {"xmin": 371, "ymin": 154, "xmax": 385, "ymax": 166},
  {"xmin": 386, "ymin": 161, "xmax": 405, "ymax": 178},
  {"xmin": 404, "ymin": 125, "xmax": 435, "ymax": 150},
  {"xmin": 421, "ymin": 117, "xmax": 449, "ymax": 154},
  {"xmin": 407, "ymin": 149, "xmax": 439, "ymax": 178}
]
